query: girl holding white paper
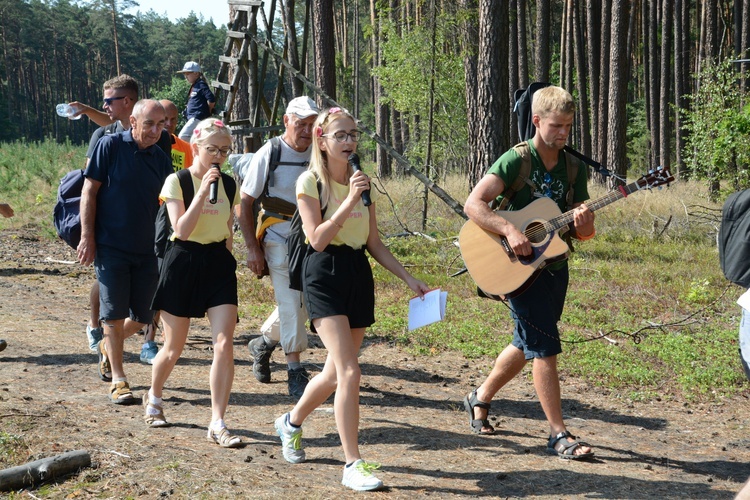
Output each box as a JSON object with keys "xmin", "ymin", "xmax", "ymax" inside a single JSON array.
[{"xmin": 272, "ymin": 107, "xmax": 429, "ymax": 492}]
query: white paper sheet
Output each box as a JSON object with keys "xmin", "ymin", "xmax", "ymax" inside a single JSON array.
[{"xmin": 408, "ymin": 288, "xmax": 447, "ymax": 331}]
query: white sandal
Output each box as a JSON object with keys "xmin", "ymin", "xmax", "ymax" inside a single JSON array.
[
  {"xmin": 143, "ymin": 394, "xmax": 169, "ymax": 427},
  {"xmin": 207, "ymin": 426, "xmax": 242, "ymax": 448}
]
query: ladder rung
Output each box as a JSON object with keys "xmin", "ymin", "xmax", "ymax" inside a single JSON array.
[
  {"xmin": 227, "ymin": 30, "xmax": 247, "ymax": 39},
  {"xmin": 228, "ymin": 0, "xmax": 262, "ymax": 6},
  {"xmin": 212, "ymin": 81, "xmax": 233, "ymax": 91},
  {"xmin": 219, "ymin": 56, "xmax": 240, "ymax": 65}
]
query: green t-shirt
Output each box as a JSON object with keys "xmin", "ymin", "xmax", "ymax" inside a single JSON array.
[{"xmin": 487, "ymin": 140, "xmax": 589, "ymax": 212}]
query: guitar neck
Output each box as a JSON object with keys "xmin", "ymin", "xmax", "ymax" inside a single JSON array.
[{"xmin": 546, "ymin": 180, "xmax": 644, "ymax": 232}]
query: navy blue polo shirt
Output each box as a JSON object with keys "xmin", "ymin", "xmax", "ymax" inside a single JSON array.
[
  {"xmin": 185, "ymin": 78, "xmax": 215, "ymax": 120},
  {"xmin": 85, "ymin": 130, "xmax": 172, "ymax": 255}
]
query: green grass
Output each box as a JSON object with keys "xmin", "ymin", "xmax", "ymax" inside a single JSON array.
[
  {"xmin": 2, "ymin": 141, "xmax": 748, "ymax": 402},
  {"xmin": 0, "ymin": 431, "xmax": 27, "ymax": 467}
]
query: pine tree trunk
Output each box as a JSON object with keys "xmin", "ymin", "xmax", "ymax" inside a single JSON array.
[
  {"xmin": 370, "ymin": 0, "xmax": 390, "ymax": 176},
  {"xmin": 648, "ymin": 0, "xmax": 660, "ymax": 168},
  {"xmin": 509, "ymin": 0, "xmax": 519, "ymax": 145},
  {"xmin": 517, "ymin": 0, "xmax": 529, "ymax": 88},
  {"xmin": 461, "ymin": 0, "xmax": 479, "ymax": 186},
  {"xmin": 607, "ymin": 0, "xmax": 631, "ymax": 181},
  {"xmin": 573, "ymin": 0, "xmax": 592, "ymax": 159},
  {"xmin": 534, "ymin": 0, "xmax": 550, "ymax": 82},
  {"xmin": 283, "ymin": 0, "xmax": 304, "ymax": 97},
  {"xmin": 585, "ymin": 0, "xmax": 600, "ymax": 159},
  {"xmin": 741, "ymin": 0, "xmax": 750, "ymax": 92},
  {"xmin": 473, "ymin": 0, "xmax": 508, "ymax": 189},
  {"xmin": 674, "ymin": 0, "xmax": 690, "ymax": 178},
  {"xmin": 659, "ymin": 0, "xmax": 673, "ymax": 171},
  {"xmin": 312, "ymin": 0, "xmax": 337, "ymax": 101},
  {"xmin": 597, "ymin": 2, "xmax": 611, "ymax": 167}
]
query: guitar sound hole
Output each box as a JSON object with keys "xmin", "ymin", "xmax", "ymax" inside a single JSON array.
[{"xmin": 525, "ymin": 221, "xmax": 547, "ymax": 244}]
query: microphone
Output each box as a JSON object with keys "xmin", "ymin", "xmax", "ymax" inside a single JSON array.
[
  {"xmin": 348, "ymin": 153, "xmax": 371, "ymax": 207},
  {"xmin": 208, "ymin": 163, "xmax": 220, "ymax": 204}
]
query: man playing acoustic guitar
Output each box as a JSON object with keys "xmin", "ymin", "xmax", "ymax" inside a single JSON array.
[{"xmin": 462, "ymin": 86, "xmax": 595, "ymax": 459}]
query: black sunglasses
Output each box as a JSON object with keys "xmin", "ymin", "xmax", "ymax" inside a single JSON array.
[{"xmin": 103, "ymin": 96, "xmax": 127, "ymax": 106}]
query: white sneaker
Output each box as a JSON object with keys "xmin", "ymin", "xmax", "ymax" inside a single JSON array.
[
  {"xmin": 341, "ymin": 459, "xmax": 384, "ymax": 491},
  {"xmin": 274, "ymin": 413, "xmax": 305, "ymax": 463}
]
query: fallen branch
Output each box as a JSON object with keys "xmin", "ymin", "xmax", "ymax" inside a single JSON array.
[
  {"xmin": 0, "ymin": 413, "xmax": 50, "ymax": 419},
  {"xmin": 0, "ymin": 449, "xmax": 91, "ymax": 491}
]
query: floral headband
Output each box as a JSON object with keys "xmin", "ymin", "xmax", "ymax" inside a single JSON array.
[
  {"xmin": 315, "ymin": 107, "xmax": 343, "ymax": 137},
  {"xmin": 193, "ymin": 119, "xmax": 225, "ymax": 138}
]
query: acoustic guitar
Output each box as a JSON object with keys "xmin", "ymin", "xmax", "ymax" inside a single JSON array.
[{"xmin": 459, "ymin": 167, "xmax": 674, "ymax": 298}]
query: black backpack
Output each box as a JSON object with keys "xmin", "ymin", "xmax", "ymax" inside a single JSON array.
[
  {"xmin": 253, "ymin": 136, "xmax": 310, "ymax": 227},
  {"xmin": 53, "ymin": 169, "xmax": 85, "ymax": 249},
  {"xmin": 287, "ymin": 178, "xmax": 324, "ymax": 291},
  {"xmin": 53, "ymin": 134, "xmax": 122, "ymax": 249},
  {"xmin": 154, "ymin": 168, "xmax": 237, "ymax": 258},
  {"xmin": 719, "ymin": 189, "xmax": 750, "ymax": 287}
]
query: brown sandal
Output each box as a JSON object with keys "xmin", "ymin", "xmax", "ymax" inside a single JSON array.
[
  {"xmin": 110, "ymin": 381, "xmax": 137, "ymax": 405},
  {"xmin": 98, "ymin": 340, "xmax": 112, "ymax": 382}
]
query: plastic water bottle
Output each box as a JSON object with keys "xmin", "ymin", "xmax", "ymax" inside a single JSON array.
[{"xmin": 56, "ymin": 103, "xmax": 82, "ymax": 120}]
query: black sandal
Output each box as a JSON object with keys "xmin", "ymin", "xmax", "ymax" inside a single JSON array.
[
  {"xmin": 547, "ymin": 430, "xmax": 594, "ymax": 460},
  {"xmin": 463, "ymin": 389, "xmax": 495, "ymax": 435}
]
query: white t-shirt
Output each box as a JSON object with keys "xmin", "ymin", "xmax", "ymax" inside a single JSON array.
[{"xmin": 240, "ymin": 137, "xmax": 311, "ymax": 243}]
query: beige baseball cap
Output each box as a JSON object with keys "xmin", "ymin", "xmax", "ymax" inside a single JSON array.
[{"xmin": 286, "ymin": 96, "xmax": 320, "ymax": 118}]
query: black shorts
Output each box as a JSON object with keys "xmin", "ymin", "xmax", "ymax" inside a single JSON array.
[
  {"xmin": 151, "ymin": 239, "xmax": 237, "ymax": 318},
  {"xmin": 302, "ymin": 245, "xmax": 375, "ymax": 332}
]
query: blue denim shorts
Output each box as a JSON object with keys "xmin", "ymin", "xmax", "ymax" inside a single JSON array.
[
  {"xmin": 508, "ymin": 264, "xmax": 569, "ymax": 359},
  {"xmin": 95, "ymin": 244, "xmax": 159, "ymax": 323}
]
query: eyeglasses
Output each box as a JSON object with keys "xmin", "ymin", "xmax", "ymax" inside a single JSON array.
[
  {"xmin": 203, "ymin": 145, "xmax": 233, "ymax": 157},
  {"xmin": 103, "ymin": 96, "xmax": 127, "ymax": 106},
  {"xmin": 322, "ymin": 131, "xmax": 362, "ymax": 143}
]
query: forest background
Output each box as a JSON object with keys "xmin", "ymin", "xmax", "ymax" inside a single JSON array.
[
  {"xmin": 0, "ymin": 0, "xmax": 747, "ymax": 395},
  {"xmin": 1, "ymin": 0, "xmax": 750, "ymax": 199},
  {"xmin": 0, "ymin": 2, "xmax": 749, "ymax": 495}
]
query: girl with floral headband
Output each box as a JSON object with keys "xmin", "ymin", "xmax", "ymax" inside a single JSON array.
[
  {"xmin": 273, "ymin": 107, "xmax": 430, "ymax": 491},
  {"xmin": 144, "ymin": 118, "xmax": 243, "ymax": 448}
]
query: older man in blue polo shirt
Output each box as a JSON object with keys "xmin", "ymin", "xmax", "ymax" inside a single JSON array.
[{"xmin": 77, "ymin": 99, "xmax": 173, "ymax": 405}]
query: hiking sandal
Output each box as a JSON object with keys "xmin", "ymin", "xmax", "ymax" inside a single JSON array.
[
  {"xmin": 547, "ymin": 430, "xmax": 594, "ymax": 460},
  {"xmin": 98, "ymin": 340, "xmax": 112, "ymax": 382},
  {"xmin": 207, "ymin": 427, "xmax": 242, "ymax": 448},
  {"xmin": 110, "ymin": 381, "xmax": 137, "ymax": 405},
  {"xmin": 463, "ymin": 389, "xmax": 495, "ymax": 435},
  {"xmin": 143, "ymin": 393, "xmax": 169, "ymax": 428}
]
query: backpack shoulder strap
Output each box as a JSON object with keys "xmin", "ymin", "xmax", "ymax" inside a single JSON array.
[
  {"xmin": 175, "ymin": 168, "xmax": 195, "ymax": 207},
  {"xmin": 264, "ymin": 136, "xmax": 283, "ymax": 194},
  {"xmin": 563, "ymin": 151, "xmax": 579, "ymax": 211},
  {"xmin": 316, "ymin": 178, "xmax": 325, "ymax": 214},
  {"xmin": 497, "ymin": 142, "xmax": 535, "ymax": 210},
  {"xmin": 221, "ymin": 172, "xmax": 237, "ymax": 204}
]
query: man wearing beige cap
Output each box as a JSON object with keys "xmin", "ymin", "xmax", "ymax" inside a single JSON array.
[
  {"xmin": 177, "ymin": 61, "xmax": 215, "ymax": 141},
  {"xmin": 238, "ymin": 96, "xmax": 320, "ymax": 400}
]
